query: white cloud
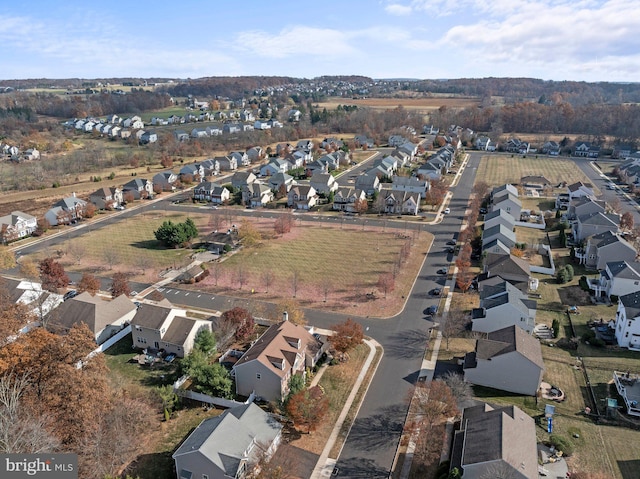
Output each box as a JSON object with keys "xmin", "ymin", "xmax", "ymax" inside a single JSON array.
[
  {"xmin": 385, "ymin": 3, "xmax": 414, "ymax": 15},
  {"xmin": 234, "ymin": 26, "xmax": 358, "ymax": 59}
]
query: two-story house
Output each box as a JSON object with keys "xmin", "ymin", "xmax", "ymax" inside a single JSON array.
[
  {"xmin": 131, "ymin": 302, "xmax": 211, "ymax": 357},
  {"xmin": 89, "ymin": 187, "xmax": 123, "ymax": 210},
  {"xmin": 287, "ymin": 184, "xmax": 318, "ymax": 210},
  {"xmin": 193, "ymin": 183, "xmax": 231, "ymax": 204},
  {"xmin": 153, "ymin": 171, "xmax": 178, "ymax": 192},
  {"xmin": 391, "ymin": 175, "xmax": 429, "ymax": 199},
  {"xmin": 122, "ymin": 178, "xmax": 154, "ymax": 200},
  {"xmin": 614, "ymin": 290, "xmax": 640, "ymax": 350},
  {"xmin": 590, "ymin": 261, "xmax": 640, "ymax": 299},
  {"xmin": 472, "ymin": 280, "xmax": 536, "ymax": 334},
  {"xmin": 0, "ymin": 211, "xmax": 37, "ymax": 243},
  {"xmin": 45, "ymin": 194, "xmax": 88, "ymax": 226},
  {"xmin": 575, "ymin": 231, "xmax": 636, "ymax": 270},
  {"xmin": 309, "ymin": 172, "xmax": 339, "ymax": 195},
  {"xmin": 233, "ymin": 319, "xmax": 323, "ymax": 401},
  {"xmin": 332, "ymin": 187, "xmax": 367, "ymax": 213},
  {"xmin": 384, "ymin": 190, "xmax": 421, "ymax": 216}
]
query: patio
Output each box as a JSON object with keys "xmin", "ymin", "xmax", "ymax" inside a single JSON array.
[{"xmin": 613, "ymin": 371, "xmax": 640, "ymax": 417}]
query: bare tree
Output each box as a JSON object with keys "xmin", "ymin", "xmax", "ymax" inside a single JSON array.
[
  {"xmin": 70, "ymin": 243, "xmax": 86, "ymax": 265},
  {"xmin": 442, "ymin": 371, "xmax": 473, "ymax": 403},
  {"xmin": 0, "ymin": 373, "xmax": 60, "ymax": 453},
  {"xmin": 235, "ymin": 265, "xmax": 248, "ymax": 290},
  {"xmin": 261, "ymin": 270, "xmax": 275, "ymax": 293},
  {"xmin": 103, "ymin": 249, "xmax": 120, "ymax": 270},
  {"xmin": 291, "ymin": 269, "xmax": 300, "ymax": 298},
  {"xmin": 134, "ymin": 255, "xmax": 153, "ymax": 275}
]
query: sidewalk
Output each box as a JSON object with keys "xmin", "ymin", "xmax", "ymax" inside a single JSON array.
[{"xmin": 310, "ymin": 338, "xmax": 382, "ymax": 479}]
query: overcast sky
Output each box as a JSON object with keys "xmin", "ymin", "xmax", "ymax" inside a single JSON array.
[{"xmin": 1, "ymin": 0, "xmax": 638, "ymax": 82}]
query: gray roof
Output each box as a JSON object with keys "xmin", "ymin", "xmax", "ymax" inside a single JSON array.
[
  {"xmin": 0, "ymin": 211, "xmax": 36, "ymax": 226},
  {"xmin": 620, "ymin": 290, "xmax": 640, "ymax": 319},
  {"xmin": 162, "ymin": 316, "xmax": 199, "ymax": 346},
  {"xmin": 606, "ymin": 261, "xmax": 640, "ymax": 280},
  {"xmin": 578, "ymin": 211, "xmax": 619, "ymax": 228},
  {"xmin": 491, "ymin": 184, "xmax": 518, "ymax": 198},
  {"xmin": 493, "ymin": 192, "xmax": 522, "ymax": 208},
  {"xmin": 47, "ymin": 292, "xmax": 135, "ymax": 336},
  {"xmin": 452, "ymin": 403, "xmax": 537, "ymax": 478},
  {"xmin": 483, "ymin": 208, "xmax": 515, "ymax": 225},
  {"xmin": 475, "ymin": 325, "xmax": 544, "ymax": 369},
  {"xmin": 172, "ymin": 403, "xmax": 282, "ymax": 477},
  {"xmin": 131, "ymin": 303, "xmax": 173, "ymax": 330}
]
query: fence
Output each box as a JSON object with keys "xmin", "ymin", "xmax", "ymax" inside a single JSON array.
[
  {"xmin": 515, "ymin": 220, "xmax": 546, "ymax": 230},
  {"xmin": 529, "ymin": 244, "xmax": 556, "ymax": 275},
  {"xmin": 174, "ymin": 383, "xmax": 256, "ymax": 409}
]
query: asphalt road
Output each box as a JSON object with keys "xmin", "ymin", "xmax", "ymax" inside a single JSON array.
[{"xmin": 7, "ymin": 150, "xmax": 481, "ymax": 477}]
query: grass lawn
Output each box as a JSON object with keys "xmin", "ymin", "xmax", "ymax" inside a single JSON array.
[
  {"xmin": 196, "ymin": 221, "xmax": 434, "ymax": 318},
  {"xmin": 474, "ymin": 155, "xmax": 599, "ymax": 195},
  {"xmin": 44, "ymin": 211, "xmax": 208, "ymax": 282},
  {"xmin": 288, "ymin": 343, "xmax": 369, "ymax": 455}
]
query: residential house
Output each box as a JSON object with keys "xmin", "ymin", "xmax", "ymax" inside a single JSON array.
[
  {"xmin": 22, "ymin": 148, "xmax": 40, "ymax": 160},
  {"xmin": 172, "ymin": 403, "xmax": 282, "ymax": 479},
  {"xmin": 191, "ymin": 128, "xmax": 209, "ymax": 139},
  {"xmin": 260, "ymin": 158, "xmax": 291, "ymax": 177},
  {"xmin": 612, "ymin": 144, "xmax": 634, "ymax": 159},
  {"xmin": 322, "ymin": 137, "xmax": 344, "ymax": 150},
  {"xmin": 491, "ymin": 194, "xmax": 522, "ymax": 221},
  {"xmin": 567, "ymin": 197, "xmax": 606, "ymax": 220},
  {"xmin": 246, "ymin": 146, "xmax": 264, "ymax": 162},
  {"xmin": 391, "ymin": 175, "xmax": 429, "ymax": 199},
  {"xmin": 355, "ymin": 173, "xmax": 381, "ymax": 196},
  {"xmin": 422, "ymin": 124, "xmax": 438, "ymax": 135},
  {"xmin": 317, "ymin": 152, "xmax": 342, "ymax": 171},
  {"xmin": 45, "ymin": 194, "xmax": 88, "ymax": 226},
  {"xmin": 174, "ymin": 130, "xmax": 190, "ymax": 142},
  {"xmin": 567, "ymin": 181, "xmax": 595, "ymax": 200},
  {"xmin": 388, "ymin": 135, "xmax": 406, "ymax": 147},
  {"xmin": 1, "ymin": 277, "xmax": 63, "ymax": 323},
  {"xmin": 573, "ymin": 141, "xmax": 600, "ymax": 158},
  {"xmin": 391, "ymin": 149, "xmax": 411, "ymax": 168},
  {"xmin": 242, "ymin": 182, "xmax": 274, "ymax": 208},
  {"xmin": 200, "ymin": 158, "xmax": 221, "ymax": 177},
  {"xmin": 371, "ymin": 156, "xmax": 397, "ymax": 178},
  {"xmin": 285, "ymin": 150, "xmax": 307, "ymax": 169},
  {"xmin": 131, "ymin": 302, "xmax": 211, "ymax": 358},
  {"xmin": 491, "ymin": 184, "xmax": 519, "ymax": 201},
  {"xmin": 614, "ymin": 291, "xmax": 640, "ymax": 349},
  {"xmin": 276, "ymin": 143, "xmax": 294, "ymax": 157},
  {"xmin": 268, "ymin": 119, "xmax": 283, "ymax": 129},
  {"xmin": 505, "ymin": 138, "xmax": 530, "ymax": 154},
  {"xmin": 481, "ymin": 224, "xmax": 517, "ymax": 250},
  {"xmin": 384, "ymin": 190, "xmax": 421, "ymax": 216},
  {"xmin": 118, "ymin": 129, "xmax": 131, "ymax": 140},
  {"xmin": 193, "ymin": 183, "xmax": 231, "ymax": 204},
  {"xmin": 541, "ymin": 141, "xmax": 560, "ymax": 156},
  {"xmin": 230, "ymin": 151, "xmax": 251, "ymax": 167},
  {"xmin": 268, "ymin": 172, "xmax": 295, "ymax": 193},
  {"xmin": 472, "ymin": 281, "xmax": 536, "ymax": 334},
  {"xmin": 304, "ymin": 159, "xmax": 329, "ymax": 175},
  {"xmin": 48, "ymin": 293, "xmax": 136, "ymax": 344},
  {"xmin": 0, "ymin": 211, "xmax": 37, "ymax": 243},
  {"xmin": 354, "ymin": 134, "xmax": 374, "ymax": 148},
  {"xmin": 288, "ymin": 109, "xmax": 301, "ymax": 122},
  {"xmin": 296, "ymin": 139, "xmax": 313, "ymax": 150},
  {"xmin": 482, "ymin": 238, "xmax": 512, "ymax": 256},
  {"xmin": 463, "ymin": 325, "xmax": 544, "ymax": 396},
  {"xmin": 122, "ymin": 178, "xmax": 153, "ymax": 200},
  {"xmin": 231, "ymin": 171, "xmax": 257, "ymax": 190},
  {"xmin": 207, "ymin": 126, "xmax": 223, "ymax": 136},
  {"xmin": 449, "ymin": 403, "xmax": 537, "ymax": 479},
  {"xmin": 153, "ymin": 171, "xmax": 178, "ymax": 192},
  {"xmin": 233, "ymin": 319, "xmax": 324, "ymax": 401},
  {"xmin": 575, "ymin": 231, "xmax": 635, "ymax": 270},
  {"xmin": 416, "ymin": 162, "xmax": 442, "ymax": 181},
  {"xmin": 483, "ymin": 253, "xmax": 532, "ymax": 293},
  {"xmin": 179, "ymin": 164, "xmax": 205, "ymax": 182},
  {"xmin": 475, "ymin": 136, "xmax": 492, "ymax": 151},
  {"xmin": 216, "ymin": 156, "xmax": 238, "ymax": 171},
  {"xmin": 309, "ymin": 172, "xmax": 338, "ymax": 195},
  {"xmin": 572, "ymin": 211, "xmax": 620, "ymax": 242},
  {"xmin": 483, "ymin": 208, "xmax": 516, "ymax": 231},
  {"xmin": 140, "ymin": 131, "xmax": 157, "ymax": 144},
  {"xmin": 254, "ymin": 120, "xmax": 271, "ymax": 130},
  {"xmin": 287, "ymin": 184, "xmax": 318, "ymax": 210},
  {"xmin": 333, "ymin": 187, "xmax": 366, "ymax": 213},
  {"xmin": 239, "ymin": 110, "xmax": 255, "ymax": 122},
  {"xmin": 590, "ymin": 261, "xmax": 640, "ymax": 298},
  {"xmin": 89, "ymin": 187, "xmax": 123, "ymax": 210},
  {"xmin": 223, "ymin": 123, "xmax": 242, "ymax": 134},
  {"xmin": 397, "ymin": 142, "xmax": 418, "ymax": 161}
]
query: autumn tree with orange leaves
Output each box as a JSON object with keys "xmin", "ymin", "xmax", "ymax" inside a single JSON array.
[{"xmin": 285, "ymin": 386, "xmax": 329, "ymax": 434}]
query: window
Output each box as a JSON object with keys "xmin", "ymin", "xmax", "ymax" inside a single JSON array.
[
  {"xmin": 629, "ymin": 321, "xmax": 633, "ymax": 328},
  {"xmin": 626, "ymin": 332, "xmax": 629, "ymax": 338},
  {"xmin": 256, "ymin": 373, "xmax": 261, "ymax": 380}
]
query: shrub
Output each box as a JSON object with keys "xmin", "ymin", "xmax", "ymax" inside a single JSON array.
[
  {"xmin": 556, "ymin": 268, "xmax": 569, "ymax": 284},
  {"xmin": 556, "ymin": 337, "xmax": 578, "ymax": 350},
  {"xmin": 564, "ymin": 264, "xmax": 574, "ymax": 281},
  {"xmin": 223, "ymin": 244, "xmax": 232, "ymax": 253},
  {"xmin": 579, "ymin": 275, "xmax": 590, "ymax": 291},
  {"xmin": 549, "ymin": 434, "xmax": 574, "ymax": 456},
  {"xmin": 610, "ymin": 294, "xmax": 619, "ymax": 303},
  {"xmin": 582, "ymin": 330, "xmax": 596, "ymax": 342},
  {"xmin": 590, "ymin": 337, "xmax": 606, "ymax": 347},
  {"xmin": 551, "ymin": 319, "xmax": 560, "ymax": 338}
]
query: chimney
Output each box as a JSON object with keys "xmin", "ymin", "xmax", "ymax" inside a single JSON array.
[
  {"xmin": 283, "ymin": 311, "xmax": 289, "ymax": 322},
  {"xmin": 72, "ymin": 192, "xmax": 76, "ymax": 197}
]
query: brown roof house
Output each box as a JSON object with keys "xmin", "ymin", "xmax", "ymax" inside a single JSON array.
[
  {"xmin": 131, "ymin": 302, "xmax": 211, "ymax": 357},
  {"xmin": 172, "ymin": 402, "xmax": 282, "ymax": 479},
  {"xmin": 48, "ymin": 292, "xmax": 136, "ymax": 344},
  {"xmin": 463, "ymin": 325, "xmax": 544, "ymax": 396},
  {"xmin": 449, "ymin": 403, "xmax": 537, "ymax": 479},
  {"xmin": 233, "ymin": 318, "xmax": 323, "ymax": 402}
]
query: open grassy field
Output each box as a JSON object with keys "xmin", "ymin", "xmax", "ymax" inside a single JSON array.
[
  {"xmin": 474, "ymin": 155, "xmax": 600, "ymax": 195},
  {"xmin": 314, "ymin": 96, "xmax": 480, "ymax": 112},
  {"xmin": 195, "ymin": 219, "xmax": 434, "ymax": 318}
]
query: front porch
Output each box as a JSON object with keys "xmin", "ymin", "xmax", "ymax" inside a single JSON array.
[{"xmin": 613, "ymin": 371, "xmax": 640, "ymax": 417}]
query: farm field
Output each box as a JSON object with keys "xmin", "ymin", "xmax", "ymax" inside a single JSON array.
[
  {"xmin": 314, "ymin": 96, "xmax": 480, "ymax": 112},
  {"xmin": 474, "ymin": 155, "xmax": 600, "ymax": 195}
]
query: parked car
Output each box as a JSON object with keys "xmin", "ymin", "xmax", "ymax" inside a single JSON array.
[
  {"xmin": 437, "ymin": 267, "xmax": 448, "ymax": 275},
  {"xmin": 443, "ymin": 208, "xmax": 450, "ymax": 214},
  {"xmin": 430, "ymin": 288, "xmax": 442, "ymax": 296},
  {"xmin": 446, "ymin": 239, "xmax": 457, "ymax": 245},
  {"xmin": 424, "ymin": 305, "xmax": 438, "ymax": 316},
  {"xmin": 63, "ymin": 290, "xmax": 78, "ymax": 301}
]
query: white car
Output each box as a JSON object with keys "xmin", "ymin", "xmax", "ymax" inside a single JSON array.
[{"xmin": 444, "ymin": 208, "xmax": 450, "ymax": 214}]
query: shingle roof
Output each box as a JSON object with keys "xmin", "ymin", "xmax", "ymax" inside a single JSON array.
[
  {"xmin": 475, "ymin": 325, "xmax": 544, "ymax": 369},
  {"xmin": 162, "ymin": 316, "xmax": 199, "ymax": 346},
  {"xmin": 606, "ymin": 261, "xmax": 640, "ymax": 280},
  {"xmin": 620, "ymin": 290, "xmax": 640, "ymax": 319},
  {"xmin": 131, "ymin": 303, "xmax": 173, "ymax": 330}
]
